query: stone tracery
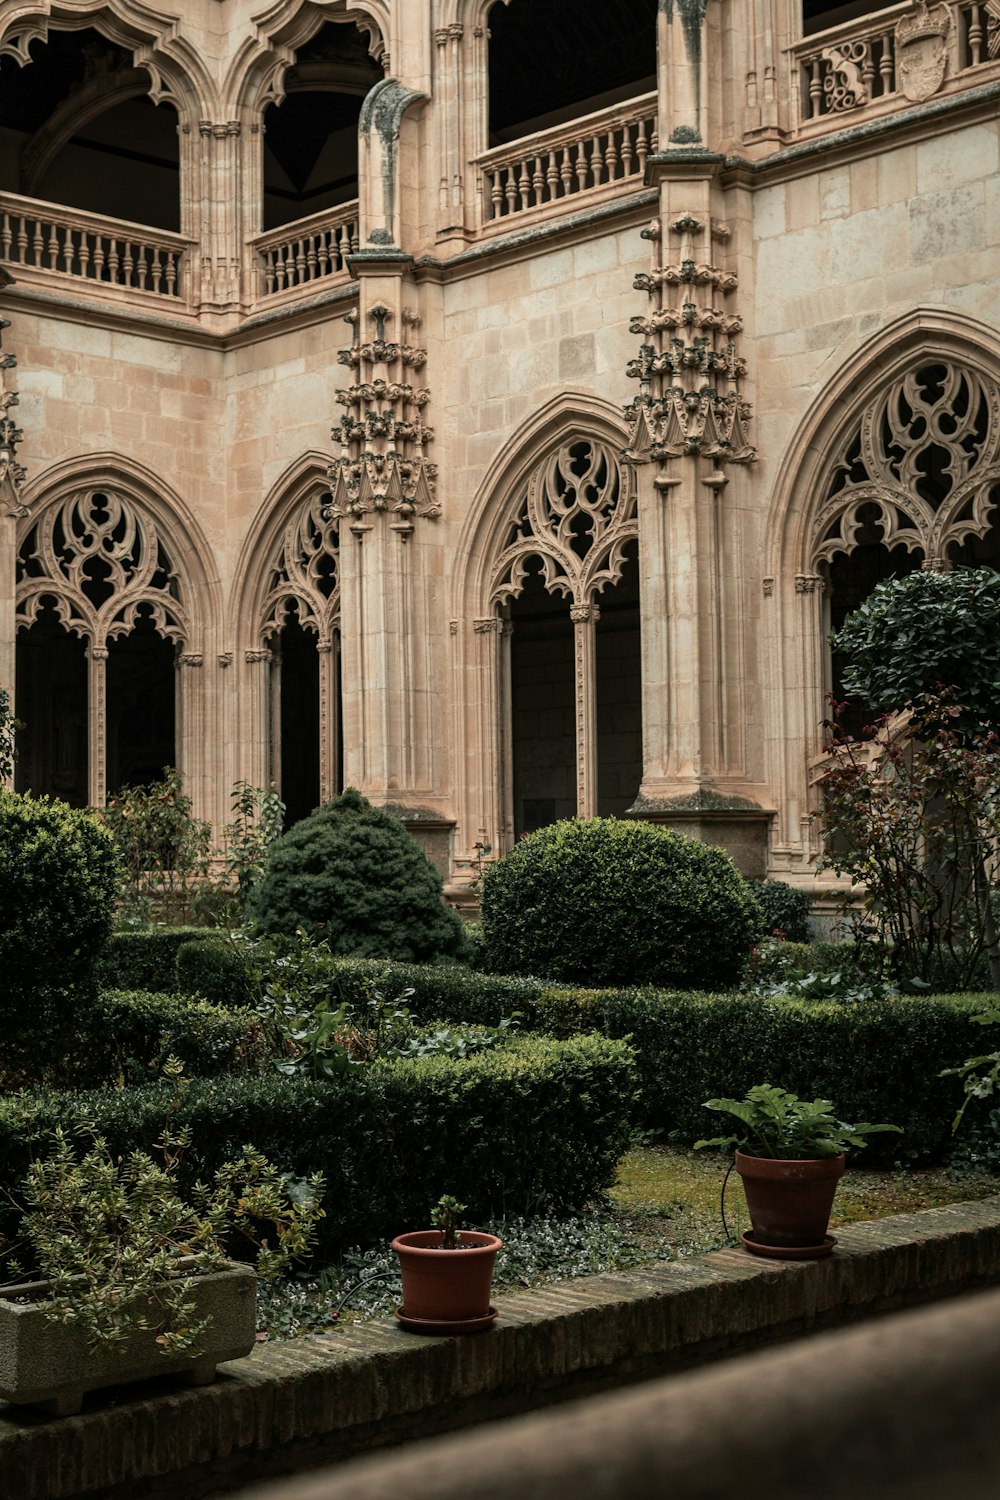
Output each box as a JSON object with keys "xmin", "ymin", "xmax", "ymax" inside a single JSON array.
[{"xmin": 811, "ymin": 361, "xmax": 1000, "ymax": 570}]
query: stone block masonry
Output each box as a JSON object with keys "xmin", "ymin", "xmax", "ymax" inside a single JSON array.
[{"xmin": 1, "ymin": 1198, "xmax": 1000, "ymax": 1500}]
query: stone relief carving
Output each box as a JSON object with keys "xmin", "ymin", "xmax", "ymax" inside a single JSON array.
[
  {"xmin": 895, "ymin": 1, "xmax": 951, "ymax": 102},
  {"xmin": 327, "ymin": 304, "xmax": 439, "ymax": 536},
  {"xmin": 624, "ymin": 213, "xmax": 755, "ymax": 475},
  {"xmin": 811, "ymin": 362, "xmax": 1000, "ymax": 571},
  {"xmin": 259, "ymin": 487, "xmax": 340, "ymax": 647},
  {"xmin": 490, "ymin": 439, "xmax": 637, "ymax": 609},
  {"xmin": 16, "ymin": 488, "xmax": 189, "ymax": 648},
  {"xmin": 0, "ymin": 313, "xmax": 24, "ymax": 494}
]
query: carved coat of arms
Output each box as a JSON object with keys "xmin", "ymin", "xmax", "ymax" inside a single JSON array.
[{"xmin": 894, "ymin": 1, "xmax": 951, "ymax": 102}]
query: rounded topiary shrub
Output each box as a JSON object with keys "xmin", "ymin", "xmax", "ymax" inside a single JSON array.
[
  {"xmin": 747, "ymin": 879, "xmax": 812, "ymax": 944},
  {"xmin": 0, "ymin": 791, "xmax": 120, "ymax": 1039},
  {"xmin": 247, "ymin": 787, "xmax": 470, "ymax": 963},
  {"xmin": 479, "ymin": 817, "xmax": 763, "ymax": 989}
]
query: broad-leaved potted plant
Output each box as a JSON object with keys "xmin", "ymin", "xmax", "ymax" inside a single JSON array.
[
  {"xmin": 695, "ymin": 1084, "xmax": 901, "ymax": 1260},
  {"xmin": 391, "ymin": 1195, "xmax": 502, "ymax": 1334},
  {"xmin": 0, "ymin": 1125, "xmax": 324, "ymax": 1414}
]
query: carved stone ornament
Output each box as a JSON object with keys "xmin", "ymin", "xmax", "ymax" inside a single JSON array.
[
  {"xmin": 258, "ymin": 487, "xmax": 340, "ymax": 649},
  {"xmin": 894, "ymin": 1, "xmax": 951, "ymax": 102},
  {"xmin": 16, "ymin": 489, "xmax": 189, "ymax": 650},
  {"xmin": 811, "ymin": 362, "xmax": 1000, "ymax": 570},
  {"xmin": 0, "ymin": 315, "xmax": 24, "ymax": 491},
  {"xmin": 326, "ymin": 303, "xmax": 439, "ymax": 533},
  {"xmin": 490, "ymin": 439, "xmax": 637, "ymax": 614},
  {"xmin": 624, "ymin": 214, "xmax": 755, "ymax": 474}
]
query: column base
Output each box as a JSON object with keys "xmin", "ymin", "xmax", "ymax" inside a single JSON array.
[{"xmin": 626, "ymin": 788, "xmax": 773, "ymax": 879}]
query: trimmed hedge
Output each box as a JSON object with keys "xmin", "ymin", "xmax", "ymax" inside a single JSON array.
[
  {"xmin": 175, "ymin": 938, "xmax": 254, "ymax": 1008},
  {"xmin": 297, "ymin": 958, "xmax": 994, "ymax": 1161},
  {"xmin": 96, "ymin": 927, "xmax": 215, "ymax": 993},
  {"xmin": 0, "ymin": 1033, "xmax": 636, "ymax": 1259},
  {"xmin": 82, "ymin": 990, "xmax": 265, "ymax": 1086}
]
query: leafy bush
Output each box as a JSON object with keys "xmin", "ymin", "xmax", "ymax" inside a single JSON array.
[
  {"xmin": 479, "ymin": 817, "xmax": 763, "ymax": 989},
  {"xmin": 747, "ymin": 880, "xmax": 812, "ymax": 943},
  {"xmin": 247, "ymin": 788, "xmax": 470, "ymax": 963},
  {"xmin": 175, "ymin": 937, "xmax": 254, "ymax": 1007},
  {"xmin": 85, "ymin": 989, "xmax": 265, "ymax": 1085},
  {"xmin": 815, "ymin": 694, "xmax": 1000, "ymax": 988},
  {"xmin": 222, "ymin": 780, "xmax": 285, "ymax": 913},
  {"xmin": 99, "ymin": 768, "xmax": 213, "ymax": 925},
  {"xmin": 0, "ymin": 791, "xmax": 119, "ymax": 1047},
  {"xmin": 0, "ymin": 1033, "xmax": 636, "ymax": 1258}
]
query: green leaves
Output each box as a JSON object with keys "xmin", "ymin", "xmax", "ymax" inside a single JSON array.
[{"xmin": 694, "ymin": 1083, "xmax": 902, "ymax": 1160}]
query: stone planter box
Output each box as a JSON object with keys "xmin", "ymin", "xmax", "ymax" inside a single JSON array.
[{"xmin": 0, "ymin": 1261, "xmax": 257, "ymax": 1415}]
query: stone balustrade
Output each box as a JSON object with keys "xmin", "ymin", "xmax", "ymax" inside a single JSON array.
[
  {"xmin": 475, "ymin": 93, "xmax": 658, "ymax": 228},
  {"xmin": 0, "ymin": 192, "xmax": 190, "ymax": 301},
  {"xmin": 249, "ymin": 203, "xmax": 360, "ymax": 306},
  {"xmin": 794, "ymin": 0, "xmax": 999, "ymax": 128}
]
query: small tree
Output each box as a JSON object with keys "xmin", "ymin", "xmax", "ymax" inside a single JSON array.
[
  {"xmin": 829, "ymin": 567, "xmax": 1000, "ymax": 987},
  {"xmin": 100, "ymin": 768, "xmax": 212, "ymax": 924},
  {"xmin": 833, "ymin": 567, "xmax": 1000, "ymax": 734},
  {"xmin": 815, "ymin": 694, "xmax": 1000, "ymax": 988},
  {"xmin": 222, "ymin": 780, "xmax": 285, "ymax": 911},
  {"xmin": 0, "ymin": 687, "xmax": 20, "ymax": 784},
  {"xmin": 247, "ymin": 787, "xmax": 470, "ymax": 963}
]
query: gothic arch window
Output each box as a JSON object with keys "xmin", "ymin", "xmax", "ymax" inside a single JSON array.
[
  {"xmin": 486, "ymin": 0, "xmax": 657, "ymax": 146},
  {"xmin": 0, "ymin": 27, "xmax": 181, "ymax": 232},
  {"xmin": 489, "ymin": 437, "xmax": 640, "ymax": 833},
  {"xmin": 255, "ymin": 486, "xmax": 342, "ymax": 823},
  {"xmin": 261, "ymin": 20, "xmax": 384, "ymax": 231},
  {"xmin": 15, "ymin": 486, "xmax": 190, "ymax": 803},
  {"xmin": 809, "ymin": 359, "xmax": 1000, "ymax": 731}
]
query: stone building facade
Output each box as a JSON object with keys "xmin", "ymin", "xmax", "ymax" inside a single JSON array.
[{"xmin": 1, "ymin": 0, "xmax": 998, "ymax": 910}]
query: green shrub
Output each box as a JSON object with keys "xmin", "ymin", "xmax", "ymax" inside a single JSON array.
[
  {"xmin": 747, "ymin": 880, "xmax": 812, "ymax": 943},
  {"xmin": 175, "ymin": 938, "xmax": 255, "ymax": 1008},
  {"xmin": 99, "ymin": 768, "xmax": 213, "ymax": 925},
  {"xmin": 0, "ymin": 792, "xmax": 119, "ymax": 1046},
  {"xmin": 0, "ymin": 1033, "xmax": 635, "ymax": 1257},
  {"xmin": 479, "ymin": 818, "xmax": 763, "ymax": 989},
  {"xmin": 247, "ymin": 788, "xmax": 470, "ymax": 963},
  {"xmin": 318, "ymin": 956, "xmax": 992, "ymax": 1161},
  {"xmin": 83, "ymin": 989, "xmax": 265, "ymax": 1085},
  {"xmin": 96, "ymin": 927, "xmax": 216, "ymax": 993}
]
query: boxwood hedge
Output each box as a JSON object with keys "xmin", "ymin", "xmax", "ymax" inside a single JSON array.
[{"xmin": 0, "ymin": 1033, "xmax": 636, "ymax": 1258}]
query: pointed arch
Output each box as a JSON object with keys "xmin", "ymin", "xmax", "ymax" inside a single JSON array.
[
  {"xmin": 762, "ymin": 308, "xmax": 1000, "ymax": 876},
  {"xmin": 450, "ymin": 393, "xmax": 638, "ymax": 872},
  {"xmin": 15, "ymin": 453, "xmax": 220, "ymax": 807},
  {"xmin": 231, "ymin": 451, "xmax": 342, "ymax": 814}
]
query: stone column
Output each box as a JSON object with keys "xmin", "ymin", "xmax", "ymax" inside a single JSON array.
[
  {"xmin": 0, "ymin": 280, "xmax": 24, "ymax": 729},
  {"xmin": 87, "ymin": 645, "xmax": 108, "ymax": 806},
  {"xmin": 317, "ymin": 636, "xmax": 340, "ymax": 804},
  {"xmin": 571, "ymin": 602, "xmax": 600, "ymax": 818},
  {"xmin": 243, "ymin": 648, "xmax": 274, "ymax": 792},
  {"xmin": 196, "ymin": 119, "xmax": 243, "ymax": 313},
  {"xmin": 175, "ymin": 650, "xmax": 205, "ymax": 817}
]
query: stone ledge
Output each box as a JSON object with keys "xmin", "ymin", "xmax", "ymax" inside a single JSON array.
[{"xmin": 2, "ymin": 1196, "xmax": 999, "ymax": 1500}]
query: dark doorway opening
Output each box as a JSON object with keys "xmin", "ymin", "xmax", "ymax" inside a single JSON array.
[{"xmin": 14, "ymin": 599, "xmax": 88, "ymax": 804}]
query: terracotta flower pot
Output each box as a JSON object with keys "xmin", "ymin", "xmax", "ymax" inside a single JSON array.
[
  {"xmin": 735, "ymin": 1149, "xmax": 845, "ymax": 1259},
  {"xmin": 391, "ymin": 1229, "xmax": 502, "ymax": 1333}
]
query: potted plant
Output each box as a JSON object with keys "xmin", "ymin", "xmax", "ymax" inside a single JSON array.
[
  {"xmin": 391, "ymin": 1195, "xmax": 502, "ymax": 1334},
  {"xmin": 695, "ymin": 1084, "xmax": 901, "ymax": 1260},
  {"xmin": 0, "ymin": 1125, "xmax": 324, "ymax": 1415}
]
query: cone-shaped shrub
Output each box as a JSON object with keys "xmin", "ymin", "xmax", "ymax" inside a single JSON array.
[
  {"xmin": 247, "ymin": 788, "xmax": 470, "ymax": 962},
  {"xmin": 0, "ymin": 791, "xmax": 119, "ymax": 1042},
  {"xmin": 479, "ymin": 817, "xmax": 762, "ymax": 989}
]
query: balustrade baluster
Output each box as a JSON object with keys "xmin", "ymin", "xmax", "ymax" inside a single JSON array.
[
  {"xmin": 166, "ymin": 252, "xmax": 177, "ymax": 295},
  {"xmin": 621, "ymin": 123, "xmax": 635, "ymax": 176},
  {"xmin": 545, "ymin": 149, "xmax": 559, "ymax": 199},
  {"xmin": 80, "ymin": 235, "xmax": 91, "ymax": 278},
  {"xmin": 307, "ymin": 234, "xmax": 319, "ymax": 280},
  {"xmin": 809, "ymin": 57, "xmax": 824, "ymax": 119},
  {"xmin": 504, "ymin": 165, "xmax": 517, "ymax": 215},
  {"xmin": 531, "ymin": 156, "xmax": 544, "ymax": 205},
  {"xmin": 879, "ymin": 35, "xmax": 895, "ymax": 94},
  {"xmin": 967, "ymin": 2, "xmax": 984, "ymax": 65},
  {"xmin": 60, "ymin": 226, "xmax": 74, "ymax": 275},
  {"xmin": 136, "ymin": 244, "xmax": 148, "ymax": 291},
  {"xmin": 862, "ymin": 41, "xmax": 876, "ymax": 98},
  {"xmin": 605, "ymin": 132, "xmax": 618, "ymax": 180},
  {"xmin": 150, "ymin": 246, "xmax": 162, "ymax": 293},
  {"xmin": 294, "ymin": 238, "xmax": 306, "ymax": 286},
  {"xmin": 574, "ymin": 139, "xmax": 588, "ymax": 191},
  {"xmin": 516, "ymin": 160, "xmax": 530, "ymax": 211},
  {"xmin": 108, "ymin": 239, "xmax": 120, "ymax": 283},
  {"xmin": 122, "ymin": 242, "xmax": 134, "ymax": 286},
  {"xmin": 559, "ymin": 145, "xmax": 573, "ymax": 193},
  {"xmin": 1, "ymin": 213, "xmax": 11, "ymax": 260},
  {"xmin": 93, "ymin": 236, "xmax": 106, "ymax": 280},
  {"xmin": 636, "ymin": 119, "xmax": 651, "ymax": 170},
  {"xmin": 264, "ymin": 249, "xmax": 275, "ymax": 296},
  {"xmin": 589, "ymin": 134, "xmax": 603, "ymax": 186}
]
